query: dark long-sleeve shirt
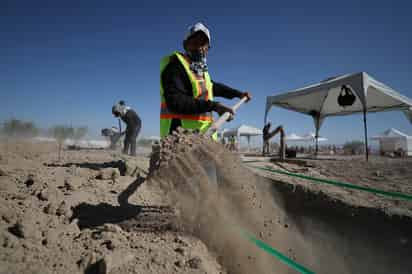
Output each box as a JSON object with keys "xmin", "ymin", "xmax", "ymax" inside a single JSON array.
[
  {"xmin": 263, "ymin": 124, "xmax": 271, "ymax": 140},
  {"xmin": 161, "ymin": 54, "xmax": 243, "ymax": 115},
  {"xmin": 121, "ymin": 109, "xmax": 141, "ymax": 133}
]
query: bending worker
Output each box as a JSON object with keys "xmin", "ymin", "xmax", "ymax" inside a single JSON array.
[
  {"xmin": 262, "ymin": 121, "xmax": 271, "ymax": 155},
  {"xmin": 112, "ymin": 100, "xmax": 141, "ymax": 156},
  {"xmin": 160, "ymin": 22, "xmax": 252, "ymax": 138}
]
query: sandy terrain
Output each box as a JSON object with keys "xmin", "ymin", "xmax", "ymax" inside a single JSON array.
[
  {"xmin": 0, "ymin": 141, "xmax": 224, "ymax": 274},
  {"xmin": 247, "ymin": 156, "xmax": 412, "ymax": 216},
  {"xmin": 1, "ymin": 138, "xmax": 412, "ymax": 274}
]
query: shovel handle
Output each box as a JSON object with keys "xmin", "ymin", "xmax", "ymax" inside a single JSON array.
[
  {"xmin": 205, "ymin": 97, "xmax": 248, "ymax": 137},
  {"xmin": 231, "ymin": 96, "xmax": 248, "ymax": 112}
]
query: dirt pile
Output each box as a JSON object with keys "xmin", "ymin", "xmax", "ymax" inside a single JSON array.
[
  {"xmin": 0, "ymin": 141, "xmax": 225, "ymax": 274},
  {"xmin": 148, "ymin": 131, "xmax": 412, "ymax": 274},
  {"xmin": 148, "ymin": 130, "xmax": 305, "ymax": 274},
  {"xmin": 3, "ymin": 138, "xmax": 412, "ymax": 273}
]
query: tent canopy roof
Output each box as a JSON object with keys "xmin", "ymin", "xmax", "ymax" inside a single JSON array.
[
  {"xmin": 222, "ymin": 124, "xmax": 262, "ymax": 137},
  {"xmin": 265, "ymin": 72, "xmax": 412, "ymax": 122},
  {"xmin": 285, "ymin": 133, "xmax": 305, "ymax": 141},
  {"xmin": 285, "ymin": 132, "xmax": 327, "ymax": 142},
  {"xmin": 302, "ymin": 132, "xmax": 328, "ymax": 142},
  {"xmin": 371, "ymin": 128, "xmax": 412, "ymax": 140}
]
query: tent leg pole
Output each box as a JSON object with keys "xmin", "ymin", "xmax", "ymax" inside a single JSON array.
[
  {"xmin": 363, "ymin": 110, "xmax": 369, "ymax": 161},
  {"xmin": 315, "ymin": 118, "xmax": 320, "ymax": 158}
]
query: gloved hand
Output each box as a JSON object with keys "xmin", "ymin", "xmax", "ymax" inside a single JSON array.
[
  {"xmin": 213, "ymin": 102, "xmax": 234, "ymax": 116},
  {"xmin": 240, "ymin": 91, "xmax": 252, "ymax": 102}
]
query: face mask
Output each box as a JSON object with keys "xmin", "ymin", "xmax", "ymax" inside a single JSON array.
[
  {"xmin": 188, "ymin": 49, "xmax": 206, "ymax": 62},
  {"xmin": 187, "ymin": 49, "xmax": 208, "ymax": 76}
]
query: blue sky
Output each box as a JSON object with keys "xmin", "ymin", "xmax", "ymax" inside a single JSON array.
[{"xmin": 1, "ymin": 0, "xmax": 411, "ymax": 144}]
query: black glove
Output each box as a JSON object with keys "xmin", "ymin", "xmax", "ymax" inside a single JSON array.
[{"xmin": 240, "ymin": 91, "xmax": 252, "ymax": 102}]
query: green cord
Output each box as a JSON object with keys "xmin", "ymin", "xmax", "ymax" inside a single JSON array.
[{"xmin": 251, "ymin": 165, "xmax": 412, "ymax": 201}]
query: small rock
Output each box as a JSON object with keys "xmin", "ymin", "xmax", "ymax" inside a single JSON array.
[
  {"xmin": 56, "ymin": 201, "xmax": 71, "ymax": 217},
  {"xmin": 97, "ymin": 251, "xmax": 134, "ymax": 274},
  {"xmin": 174, "ymin": 260, "xmax": 184, "ymax": 268},
  {"xmin": 174, "ymin": 247, "xmax": 185, "ymax": 256},
  {"xmin": 64, "ymin": 179, "xmax": 75, "ymax": 191},
  {"xmin": 186, "ymin": 257, "xmax": 202, "ymax": 269},
  {"xmin": 44, "ymin": 203, "xmax": 57, "ymax": 215},
  {"xmin": 96, "ymin": 168, "xmax": 121, "ymax": 181},
  {"xmin": 2, "ymin": 233, "xmax": 18, "ymax": 248},
  {"xmin": 24, "ymin": 174, "xmax": 35, "ymax": 187},
  {"xmin": 91, "ymin": 231, "xmax": 103, "ymax": 240},
  {"xmin": 151, "ymin": 255, "xmax": 162, "ymax": 265},
  {"xmin": 8, "ymin": 222, "xmax": 25, "ymax": 238},
  {"xmin": 37, "ymin": 190, "xmax": 49, "ymax": 201},
  {"xmin": 0, "ymin": 168, "xmax": 6, "ymax": 176},
  {"xmin": 103, "ymin": 240, "xmax": 116, "ymax": 250},
  {"xmin": 284, "ymin": 224, "xmax": 289, "ymax": 228},
  {"xmin": 12, "ymin": 194, "xmax": 26, "ymax": 200},
  {"xmin": 1, "ymin": 212, "xmax": 13, "ymax": 223},
  {"xmin": 374, "ymin": 171, "xmax": 383, "ymax": 177},
  {"xmin": 77, "ymin": 252, "xmax": 98, "ymax": 271},
  {"xmin": 103, "ymin": 223, "xmax": 123, "ymax": 234},
  {"xmin": 174, "ymin": 236, "xmax": 188, "ymax": 246}
]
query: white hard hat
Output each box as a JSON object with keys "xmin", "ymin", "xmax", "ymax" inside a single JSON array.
[{"xmin": 184, "ymin": 22, "xmax": 211, "ymax": 45}]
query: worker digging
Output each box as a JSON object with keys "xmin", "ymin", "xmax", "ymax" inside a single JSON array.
[
  {"xmin": 111, "ymin": 100, "xmax": 142, "ymax": 156},
  {"xmin": 160, "ymin": 22, "xmax": 252, "ymax": 138}
]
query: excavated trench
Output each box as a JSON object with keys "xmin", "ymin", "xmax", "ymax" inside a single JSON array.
[
  {"xmin": 267, "ymin": 179, "xmax": 412, "ymax": 274},
  {"xmin": 147, "ymin": 131, "xmax": 412, "ymax": 274}
]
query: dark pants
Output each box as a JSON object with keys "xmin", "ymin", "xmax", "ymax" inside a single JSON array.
[
  {"xmin": 262, "ymin": 139, "xmax": 270, "ymax": 155},
  {"xmin": 123, "ymin": 126, "xmax": 140, "ymax": 156},
  {"xmin": 169, "ymin": 118, "xmax": 182, "ymax": 135}
]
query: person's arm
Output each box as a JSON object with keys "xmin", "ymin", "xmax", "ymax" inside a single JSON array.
[
  {"xmin": 212, "ymin": 81, "xmax": 243, "ymax": 99},
  {"xmin": 162, "ymin": 61, "xmax": 215, "ymax": 114},
  {"xmin": 212, "ymin": 81, "xmax": 252, "ymax": 102}
]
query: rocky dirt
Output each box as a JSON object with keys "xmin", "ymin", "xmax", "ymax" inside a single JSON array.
[
  {"xmin": 248, "ymin": 156, "xmax": 412, "ymax": 217},
  {"xmin": 1, "ymin": 137, "xmax": 412, "ymax": 274},
  {"xmin": 0, "ymin": 140, "xmax": 224, "ymax": 274}
]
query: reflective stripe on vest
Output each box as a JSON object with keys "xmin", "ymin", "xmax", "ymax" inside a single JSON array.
[{"xmin": 160, "ymin": 103, "xmax": 213, "ymax": 121}]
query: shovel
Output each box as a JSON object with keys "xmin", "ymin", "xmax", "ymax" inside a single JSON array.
[
  {"xmin": 201, "ymin": 97, "xmax": 248, "ymax": 185},
  {"xmin": 205, "ymin": 97, "xmax": 248, "ymax": 137}
]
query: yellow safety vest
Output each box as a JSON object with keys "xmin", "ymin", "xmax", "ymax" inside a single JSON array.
[{"xmin": 160, "ymin": 51, "xmax": 214, "ymax": 138}]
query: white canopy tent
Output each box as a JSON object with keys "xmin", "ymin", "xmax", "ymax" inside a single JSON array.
[
  {"xmin": 285, "ymin": 132, "xmax": 327, "ymax": 144},
  {"xmin": 285, "ymin": 133, "xmax": 306, "ymax": 141},
  {"xmin": 265, "ymin": 72, "xmax": 412, "ymax": 160},
  {"xmin": 302, "ymin": 132, "xmax": 328, "ymax": 142},
  {"xmin": 222, "ymin": 124, "xmax": 262, "ymax": 150},
  {"xmin": 371, "ymin": 128, "xmax": 412, "ymax": 156}
]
